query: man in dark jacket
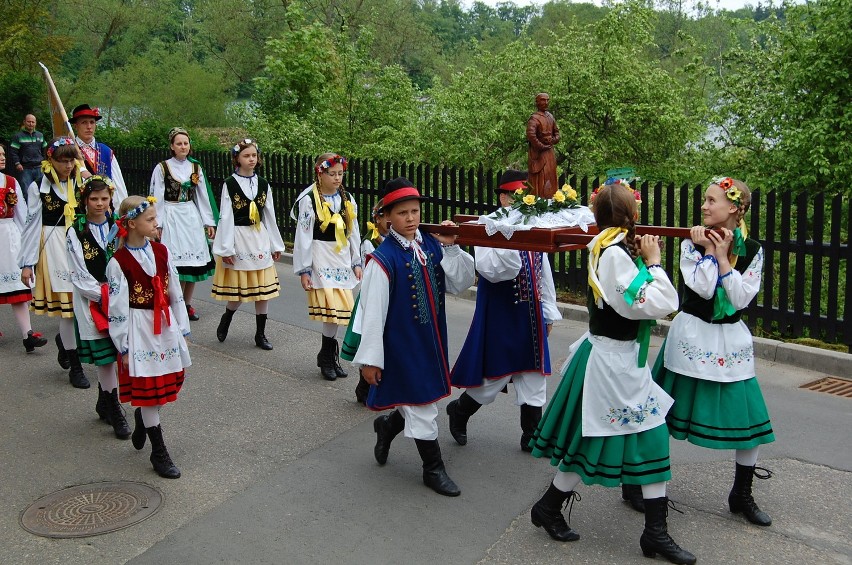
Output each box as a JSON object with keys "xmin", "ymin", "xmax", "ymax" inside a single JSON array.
[{"xmin": 9, "ymin": 114, "xmax": 46, "ymax": 200}]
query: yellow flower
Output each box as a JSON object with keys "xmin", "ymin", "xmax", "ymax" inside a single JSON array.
[
  {"xmin": 726, "ymin": 186, "xmax": 742, "ymax": 204},
  {"xmin": 522, "ymin": 194, "xmax": 536, "ymax": 205},
  {"xmin": 563, "ymin": 185, "xmax": 577, "ymax": 200},
  {"xmin": 552, "ymin": 190, "xmax": 566, "ymax": 202},
  {"xmin": 514, "ymin": 188, "xmax": 524, "ymax": 195}
]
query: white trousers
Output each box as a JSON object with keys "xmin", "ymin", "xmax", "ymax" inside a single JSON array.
[
  {"xmin": 465, "ymin": 371, "xmax": 547, "ymax": 407},
  {"xmin": 399, "ymin": 403, "xmax": 439, "ymax": 441}
]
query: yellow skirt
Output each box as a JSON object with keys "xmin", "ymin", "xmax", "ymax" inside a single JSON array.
[
  {"xmin": 31, "ymin": 254, "xmax": 74, "ymax": 318},
  {"xmin": 211, "ymin": 258, "xmax": 280, "ymax": 303},
  {"xmin": 307, "ymin": 288, "xmax": 354, "ymax": 325}
]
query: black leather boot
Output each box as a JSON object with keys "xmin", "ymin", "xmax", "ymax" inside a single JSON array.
[
  {"xmin": 520, "ymin": 404, "xmax": 542, "ymax": 453},
  {"xmin": 254, "ymin": 314, "xmax": 273, "ymax": 350},
  {"xmin": 331, "ymin": 340, "xmax": 348, "ymax": 378},
  {"xmin": 446, "ymin": 392, "xmax": 481, "ymax": 446},
  {"xmin": 317, "ymin": 335, "xmax": 337, "ymax": 381},
  {"xmin": 216, "ymin": 308, "xmax": 236, "ymax": 342},
  {"xmin": 146, "ymin": 424, "xmax": 181, "ymax": 479},
  {"xmin": 55, "ymin": 334, "xmax": 70, "ymax": 369},
  {"xmin": 67, "ymin": 350, "xmax": 90, "ymax": 389},
  {"xmin": 96, "ymin": 384, "xmax": 110, "ymax": 421},
  {"xmin": 414, "ymin": 439, "xmax": 460, "ymax": 497},
  {"xmin": 23, "ymin": 330, "xmax": 47, "ymax": 353},
  {"xmin": 639, "ymin": 497, "xmax": 696, "ymax": 564},
  {"xmin": 131, "ymin": 408, "xmax": 146, "ymax": 450},
  {"xmin": 622, "ymin": 483, "xmax": 646, "ymax": 513},
  {"xmin": 355, "ymin": 372, "xmax": 370, "ymax": 405},
  {"xmin": 728, "ymin": 464, "xmax": 772, "ymax": 526},
  {"xmin": 530, "ymin": 483, "xmax": 581, "ymax": 541},
  {"xmin": 105, "ymin": 388, "xmax": 131, "ymax": 440},
  {"xmin": 373, "ymin": 410, "xmax": 405, "ymax": 465}
]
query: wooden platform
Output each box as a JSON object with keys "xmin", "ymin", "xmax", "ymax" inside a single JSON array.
[{"xmin": 420, "ymin": 215, "xmax": 703, "ymax": 253}]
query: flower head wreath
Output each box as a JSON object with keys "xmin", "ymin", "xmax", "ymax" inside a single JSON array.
[
  {"xmin": 232, "ymin": 138, "xmax": 259, "ymax": 155},
  {"xmin": 107, "ymin": 196, "xmax": 158, "ymax": 243},
  {"xmin": 590, "ymin": 178, "xmax": 642, "ymax": 205},
  {"xmin": 711, "ymin": 176, "xmax": 743, "ymax": 207},
  {"xmin": 315, "ymin": 154, "xmax": 348, "ymax": 177}
]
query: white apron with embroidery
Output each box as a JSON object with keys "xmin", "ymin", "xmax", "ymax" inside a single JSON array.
[{"xmin": 580, "ymin": 333, "xmax": 673, "ymax": 437}]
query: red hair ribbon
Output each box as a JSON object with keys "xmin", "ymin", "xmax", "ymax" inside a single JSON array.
[{"xmin": 151, "ymin": 276, "xmax": 171, "ymax": 335}]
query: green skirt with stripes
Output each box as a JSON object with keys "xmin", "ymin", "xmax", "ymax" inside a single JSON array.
[
  {"xmin": 530, "ymin": 338, "xmax": 672, "ymax": 487},
  {"xmin": 74, "ymin": 323, "xmax": 117, "ymax": 366},
  {"xmin": 652, "ymin": 347, "xmax": 775, "ymax": 450}
]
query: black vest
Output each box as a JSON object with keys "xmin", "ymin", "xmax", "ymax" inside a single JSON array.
[
  {"xmin": 40, "ymin": 188, "xmax": 67, "ymax": 226},
  {"xmin": 680, "ymin": 238, "xmax": 761, "ymax": 324},
  {"xmin": 225, "ymin": 176, "xmax": 269, "ymax": 226},
  {"xmin": 160, "ymin": 161, "xmax": 197, "ymax": 202},
  {"xmin": 72, "ymin": 220, "xmax": 116, "ymax": 283},
  {"xmin": 309, "ymin": 190, "xmax": 353, "ymax": 242},
  {"xmin": 587, "ymin": 243, "xmax": 641, "ymax": 341}
]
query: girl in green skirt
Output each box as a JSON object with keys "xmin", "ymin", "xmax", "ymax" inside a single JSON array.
[
  {"xmin": 652, "ymin": 177, "xmax": 775, "ymax": 527},
  {"xmin": 529, "ymin": 181, "xmax": 695, "ymax": 565},
  {"xmin": 66, "ymin": 176, "xmax": 130, "ymax": 439}
]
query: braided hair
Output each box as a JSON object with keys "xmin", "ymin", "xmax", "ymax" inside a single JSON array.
[{"xmin": 592, "ymin": 183, "xmax": 639, "ymax": 260}]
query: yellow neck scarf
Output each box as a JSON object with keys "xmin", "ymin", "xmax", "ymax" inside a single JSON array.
[
  {"xmin": 312, "ymin": 184, "xmax": 355, "ymax": 253},
  {"xmin": 41, "ymin": 159, "xmax": 84, "ymax": 229},
  {"xmin": 588, "ymin": 227, "xmax": 628, "ymax": 303}
]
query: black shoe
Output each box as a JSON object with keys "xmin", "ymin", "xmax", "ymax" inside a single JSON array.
[
  {"xmin": 415, "ymin": 439, "xmax": 460, "ymax": 497},
  {"xmin": 254, "ymin": 314, "xmax": 273, "ymax": 350},
  {"xmin": 446, "ymin": 392, "xmax": 481, "ymax": 446},
  {"xmin": 186, "ymin": 304, "xmax": 200, "ymax": 321},
  {"xmin": 373, "ymin": 410, "xmax": 404, "ymax": 465},
  {"xmin": 23, "ymin": 330, "xmax": 48, "ymax": 353},
  {"xmin": 105, "ymin": 388, "xmax": 131, "ymax": 440},
  {"xmin": 55, "ymin": 334, "xmax": 70, "ymax": 369},
  {"xmin": 729, "ymin": 464, "xmax": 773, "ymax": 526},
  {"xmin": 640, "ymin": 497, "xmax": 696, "ymax": 564},
  {"xmin": 131, "ymin": 408, "xmax": 147, "ymax": 450},
  {"xmin": 520, "ymin": 404, "xmax": 542, "ymax": 453},
  {"xmin": 317, "ymin": 335, "xmax": 337, "ymax": 381},
  {"xmin": 355, "ymin": 373, "xmax": 370, "ymax": 405},
  {"xmin": 217, "ymin": 308, "xmax": 236, "ymax": 343},
  {"xmin": 67, "ymin": 350, "xmax": 90, "ymax": 389},
  {"xmin": 622, "ymin": 483, "xmax": 646, "ymax": 513},
  {"xmin": 96, "ymin": 384, "xmax": 110, "ymax": 421},
  {"xmin": 146, "ymin": 424, "xmax": 181, "ymax": 479},
  {"xmin": 530, "ymin": 483, "xmax": 581, "ymax": 542}
]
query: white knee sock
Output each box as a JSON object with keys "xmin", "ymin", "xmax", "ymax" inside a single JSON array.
[
  {"xmin": 140, "ymin": 406, "xmax": 160, "ymax": 428},
  {"xmin": 553, "ymin": 470, "xmax": 582, "ymax": 493},
  {"xmin": 255, "ymin": 300, "xmax": 269, "ymax": 315},
  {"xmin": 226, "ymin": 301, "xmax": 240, "ymax": 312},
  {"xmin": 735, "ymin": 447, "xmax": 759, "ymax": 467},
  {"xmin": 59, "ymin": 317, "xmax": 76, "ymax": 351},
  {"xmin": 98, "ymin": 364, "xmax": 118, "ymax": 392},
  {"xmin": 641, "ymin": 481, "xmax": 667, "ymax": 499},
  {"xmin": 11, "ymin": 302, "xmax": 32, "ymax": 338},
  {"xmin": 322, "ymin": 323, "xmax": 338, "ymax": 338}
]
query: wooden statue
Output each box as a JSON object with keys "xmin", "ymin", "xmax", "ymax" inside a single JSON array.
[{"xmin": 526, "ymin": 92, "xmax": 560, "ymax": 198}]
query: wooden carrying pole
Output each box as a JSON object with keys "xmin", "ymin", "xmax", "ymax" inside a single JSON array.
[{"xmin": 38, "ymin": 62, "xmax": 76, "ymax": 141}]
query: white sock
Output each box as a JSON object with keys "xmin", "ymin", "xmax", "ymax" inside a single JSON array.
[
  {"xmin": 140, "ymin": 406, "xmax": 160, "ymax": 427},
  {"xmin": 11, "ymin": 302, "xmax": 32, "ymax": 338},
  {"xmin": 59, "ymin": 317, "xmax": 76, "ymax": 351},
  {"xmin": 641, "ymin": 481, "xmax": 667, "ymax": 499},
  {"xmin": 255, "ymin": 300, "xmax": 269, "ymax": 315},
  {"xmin": 97, "ymin": 364, "xmax": 118, "ymax": 392},
  {"xmin": 322, "ymin": 323, "xmax": 338, "ymax": 338},
  {"xmin": 736, "ymin": 447, "xmax": 759, "ymax": 467},
  {"xmin": 227, "ymin": 301, "xmax": 240, "ymax": 312},
  {"xmin": 553, "ymin": 470, "xmax": 582, "ymax": 492}
]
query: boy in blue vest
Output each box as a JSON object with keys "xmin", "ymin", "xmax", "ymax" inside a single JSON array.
[
  {"xmin": 449, "ymin": 169, "xmax": 561, "ymax": 453},
  {"xmin": 69, "ymin": 104, "xmax": 128, "ymax": 207},
  {"xmin": 354, "ymin": 178, "xmax": 475, "ymax": 496}
]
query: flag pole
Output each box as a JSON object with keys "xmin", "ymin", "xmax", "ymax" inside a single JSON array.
[{"xmin": 37, "ymin": 62, "xmax": 76, "ymax": 141}]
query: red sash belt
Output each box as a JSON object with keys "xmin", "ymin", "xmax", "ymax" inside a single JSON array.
[
  {"xmin": 152, "ymin": 276, "xmax": 170, "ymax": 335},
  {"xmin": 89, "ymin": 283, "xmax": 111, "ymax": 333}
]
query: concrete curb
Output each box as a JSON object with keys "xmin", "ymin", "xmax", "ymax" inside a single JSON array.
[{"xmin": 279, "ymin": 252, "xmax": 851, "ymax": 378}]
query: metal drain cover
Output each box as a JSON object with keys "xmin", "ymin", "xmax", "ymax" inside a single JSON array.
[{"xmin": 20, "ymin": 481, "xmax": 162, "ymax": 538}]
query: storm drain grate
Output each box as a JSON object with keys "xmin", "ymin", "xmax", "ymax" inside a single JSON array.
[
  {"xmin": 800, "ymin": 377, "xmax": 852, "ymax": 398},
  {"xmin": 20, "ymin": 481, "xmax": 162, "ymax": 538}
]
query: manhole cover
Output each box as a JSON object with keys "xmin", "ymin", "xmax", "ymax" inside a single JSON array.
[
  {"xmin": 20, "ymin": 481, "xmax": 162, "ymax": 538},
  {"xmin": 800, "ymin": 376, "xmax": 852, "ymax": 398}
]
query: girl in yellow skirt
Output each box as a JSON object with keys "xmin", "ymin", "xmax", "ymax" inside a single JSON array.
[
  {"xmin": 19, "ymin": 137, "xmax": 91, "ymax": 388},
  {"xmin": 211, "ymin": 139, "xmax": 285, "ymax": 350},
  {"xmin": 291, "ymin": 153, "xmax": 362, "ymax": 381}
]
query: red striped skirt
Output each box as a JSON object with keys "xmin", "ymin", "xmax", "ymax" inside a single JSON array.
[{"xmin": 118, "ymin": 360, "xmax": 184, "ymax": 406}]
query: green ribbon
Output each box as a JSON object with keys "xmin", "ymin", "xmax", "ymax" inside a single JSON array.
[
  {"xmin": 188, "ymin": 156, "xmax": 219, "ymax": 223},
  {"xmin": 732, "ymin": 227, "xmax": 746, "ymax": 257},
  {"xmin": 623, "ymin": 257, "xmax": 657, "ymax": 367},
  {"xmin": 713, "ymin": 285, "xmax": 737, "ymax": 320}
]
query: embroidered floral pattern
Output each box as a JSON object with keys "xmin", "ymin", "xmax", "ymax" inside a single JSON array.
[
  {"xmin": 133, "ymin": 347, "xmax": 180, "ymax": 363},
  {"xmin": 107, "ymin": 278, "xmax": 121, "ymax": 295},
  {"xmin": 0, "ymin": 272, "xmax": 22, "ymax": 283},
  {"xmin": 676, "ymin": 340, "xmax": 754, "ymax": 367},
  {"xmin": 131, "ymin": 281, "xmax": 154, "ymax": 305},
  {"xmin": 234, "ymin": 250, "xmax": 269, "ymax": 262},
  {"xmin": 601, "ymin": 395, "xmax": 664, "ymax": 426},
  {"xmin": 299, "ymin": 210, "xmax": 313, "ymax": 232},
  {"xmin": 108, "ymin": 314, "xmax": 127, "ymax": 323},
  {"xmin": 171, "ymin": 250, "xmax": 209, "ymax": 262},
  {"xmin": 318, "ymin": 266, "xmax": 353, "ymax": 283}
]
